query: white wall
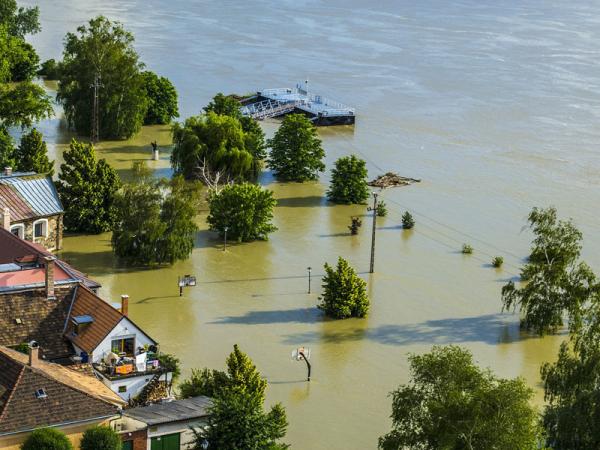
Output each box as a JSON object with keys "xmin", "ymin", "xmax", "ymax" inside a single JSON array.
[
  {"xmin": 93, "ymin": 317, "xmax": 155, "ymax": 364},
  {"xmin": 147, "ymin": 419, "xmax": 207, "ymax": 450}
]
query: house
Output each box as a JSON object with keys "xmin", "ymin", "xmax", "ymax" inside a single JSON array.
[
  {"xmin": 0, "ymin": 227, "xmax": 171, "ymax": 403},
  {"xmin": 0, "ymin": 167, "xmax": 64, "ymax": 251},
  {"xmin": 114, "ymin": 396, "xmax": 211, "ymax": 450},
  {"xmin": 0, "ymin": 344, "xmax": 126, "ymax": 450}
]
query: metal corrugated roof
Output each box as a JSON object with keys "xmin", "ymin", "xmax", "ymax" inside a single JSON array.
[
  {"xmin": 0, "ymin": 185, "xmax": 36, "ymax": 221},
  {"xmin": 1, "ymin": 175, "xmax": 63, "ymax": 217},
  {"xmin": 124, "ymin": 396, "xmax": 212, "ymax": 425}
]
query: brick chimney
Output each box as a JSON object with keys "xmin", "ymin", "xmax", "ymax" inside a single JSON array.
[
  {"xmin": 121, "ymin": 295, "xmax": 129, "ymax": 316},
  {"xmin": 4, "ymin": 167, "xmax": 12, "ymax": 176},
  {"xmin": 28, "ymin": 341, "xmax": 40, "ymax": 367},
  {"xmin": 1, "ymin": 207, "xmax": 9, "ymax": 230},
  {"xmin": 44, "ymin": 256, "xmax": 56, "ymax": 300}
]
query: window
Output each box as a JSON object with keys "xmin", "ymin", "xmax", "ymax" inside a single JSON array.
[
  {"xmin": 35, "ymin": 388, "xmax": 48, "ymax": 399},
  {"xmin": 111, "ymin": 337, "xmax": 135, "ymax": 356},
  {"xmin": 10, "ymin": 224, "xmax": 24, "ymax": 239},
  {"xmin": 33, "ymin": 219, "xmax": 48, "ymax": 238},
  {"xmin": 118, "ymin": 385, "xmax": 127, "ymax": 393}
]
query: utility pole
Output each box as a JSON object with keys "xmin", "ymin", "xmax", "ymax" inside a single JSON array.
[
  {"xmin": 368, "ymin": 192, "xmax": 378, "ymax": 273},
  {"xmin": 90, "ymin": 73, "xmax": 102, "ymax": 143}
]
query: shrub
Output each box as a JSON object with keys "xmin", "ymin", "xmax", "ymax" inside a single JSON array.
[
  {"xmin": 462, "ymin": 244, "xmax": 473, "ymax": 254},
  {"xmin": 402, "ymin": 211, "xmax": 415, "ymax": 229},
  {"xmin": 80, "ymin": 426, "xmax": 121, "ymax": 450},
  {"xmin": 492, "ymin": 256, "xmax": 504, "ymax": 268},
  {"xmin": 376, "ymin": 200, "xmax": 387, "ymax": 217},
  {"xmin": 21, "ymin": 427, "xmax": 73, "ymax": 450},
  {"xmin": 327, "ymin": 155, "xmax": 369, "ymax": 204},
  {"xmin": 318, "ymin": 257, "xmax": 369, "ymax": 319}
]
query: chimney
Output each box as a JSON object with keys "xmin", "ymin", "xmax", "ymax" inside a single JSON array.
[
  {"xmin": 44, "ymin": 256, "xmax": 56, "ymax": 300},
  {"xmin": 121, "ymin": 295, "xmax": 129, "ymax": 316},
  {"xmin": 4, "ymin": 167, "xmax": 12, "ymax": 176},
  {"xmin": 28, "ymin": 341, "xmax": 40, "ymax": 367},
  {"xmin": 1, "ymin": 207, "xmax": 9, "ymax": 230}
]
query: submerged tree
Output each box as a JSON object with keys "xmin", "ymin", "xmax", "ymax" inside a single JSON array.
[
  {"xmin": 0, "ymin": 74, "xmax": 53, "ymax": 128},
  {"xmin": 56, "ymin": 139, "xmax": 121, "ymax": 233},
  {"xmin": 58, "ymin": 16, "xmax": 147, "ymax": 139},
  {"xmin": 141, "ymin": 70, "xmax": 179, "ymax": 125},
  {"xmin": 15, "ymin": 128, "xmax": 54, "ymax": 175},
  {"xmin": 402, "ymin": 211, "xmax": 415, "ymax": 229},
  {"xmin": 327, "ymin": 155, "xmax": 369, "ymax": 204},
  {"xmin": 319, "ymin": 257, "xmax": 369, "ymax": 319},
  {"xmin": 502, "ymin": 207, "xmax": 597, "ymax": 335},
  {"xmin": 267, "ymin": 113, "xmax": 325, "ymax": 182},
  {"xmin": 379, "ymin": 345, "xmax": 541, "ymax": 450},
  {"xmin": 207, "ymin": 182, "xmax": 277, "ymax": 242},
  {"xmin": 203, "ymin": 92, "xmax": 242, "ymax": 119}
]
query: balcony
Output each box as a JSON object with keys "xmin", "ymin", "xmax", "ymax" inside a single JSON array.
[{"xmin": 93, "ymin": 352, "xmax": 164, "ymax": 381}]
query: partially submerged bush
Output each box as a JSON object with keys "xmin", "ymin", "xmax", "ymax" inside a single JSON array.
[
  {"xmin": 402, "ymin": 211, "xmax": 415, "ymax": 229},
  {"xmin": 492, "ymin": 256, "xmax": 504, "ymax": 268},
  {"xmin": 462, "ymin": 244, "xmax": 473, "ymax": 254}
]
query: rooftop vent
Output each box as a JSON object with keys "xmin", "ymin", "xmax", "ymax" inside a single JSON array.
[
  {"xmin": 14, "ymin": 318, "xmax": 22, "ymax": 325},
  {"xmin": 35, "ymin": 388, "xmax": 47, "ymax": 399}
]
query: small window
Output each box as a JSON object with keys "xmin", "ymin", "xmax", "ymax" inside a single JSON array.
[
  {"xmin": 118, "ymin": 385, "xmax": 127, "ymax": 393},
  {"xmin": 10, "ymin": 224, "xmax": 24, "ymax": 239},
  {"xmin": 33, "ymin": 219, "xmax": 48, "ymax": 238},
  {"xmin": 111, "ymin": 337, "xmax": 135, "ymax": 357},
  {"xmin": 35, "ymin": 388, "xmax": 48, "ymax": 399}
]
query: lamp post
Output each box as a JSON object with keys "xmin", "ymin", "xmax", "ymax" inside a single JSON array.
[
  {"xmin": 223, "ymin": 226, "xmax": 229, "ymax": 252},
  {"xmin": 367, "ymin": 191, "xmax": 379, "ymax": 273},
  {"xmin": 307, "ymin": 266, "xmax": 312, "ymax": 294}
]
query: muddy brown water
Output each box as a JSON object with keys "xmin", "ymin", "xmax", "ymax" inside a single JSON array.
[{"xmin": 21, "ymin": 1, "xmax": 600, "ymax": 448}]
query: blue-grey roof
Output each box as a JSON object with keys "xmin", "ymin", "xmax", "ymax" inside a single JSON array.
[
  {"xmin": 124, "ymin": 396, "xmax": 212, "ymax": 425},
  {"xmin": 0, "ymin": 174, "xmax": 63, "ymax": 218},
  {"xmin": 72, "ymin": 315, "xmax": 94, "ymax": 325}
]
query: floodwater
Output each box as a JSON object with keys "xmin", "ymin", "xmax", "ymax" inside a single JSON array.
[{"xmin": 22, "ymin": 0, "xmax": 600, "ymax": 448}]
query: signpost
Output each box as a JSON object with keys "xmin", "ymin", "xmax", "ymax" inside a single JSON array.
[
  {"xmin": 178, "ymin": 275, "xmax": 197, "ymax": 297},
  {"xmin": 292, "ymin": 347, "xmax": 312, "ymax": 381}
]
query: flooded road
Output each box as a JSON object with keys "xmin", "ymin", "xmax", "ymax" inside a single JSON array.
[{"xmin": 23, "ymin": 0, "xmax": 600, "ymax": 448}]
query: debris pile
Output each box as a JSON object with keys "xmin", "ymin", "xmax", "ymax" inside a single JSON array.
[{"xmin": 368, "ymin": 172, "xmax": 421, "ymax": 189}]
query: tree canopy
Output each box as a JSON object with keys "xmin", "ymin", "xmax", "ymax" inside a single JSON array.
[
  {"xmin": 502, "ymin": 207, "xmax": 598, "ymax": 335},
  {"xmin": 379, "ymin": 345, "xmax": 541, "ymax": 450},
  {"xmin": 56, "ymin": 139, "xmax": 121, "ymax": 233},
  {"xmin": 0, "ymin": 0, "xmax": 40, "ymax": 39},
  {"xmin": 112, "ymin": 173, "xmax": 200, "ymax": 265},
  {"xmin": 80, "ymin": 426, "xmax": 122, "ymax": 450},
  {"xmin": 267, "ymin": 113, "xmax": 325, "ymax": 182},
  {"xmin": 203, "ymin": 92, "xmax": 242, "ymax": 119},
  {"xmin": 21, "ymin": 427, "xmax": 73, "ymax": 450},
  {"xmin": 327, "ymin": 155, "xmax": 369, "ymax": 204},
  {"xmin": 15, "ymin": 128, "xmax": 54, "ymax": 175},
  {"xmin": 207, "ymin": 182, "xmax": 277, "ymax": 242},
  {"xmin": 142, "ymin": 70, "xmax": 179, "ymax": 125},
  {"xmin": 0, "ymin": 126, "xmax": 15, "ymax": 169},
  {"xmin": 58, "ymin": 16, "xmax": 147, "ymax": 139},
  {"xmin": 319, "ymin": 257, "xmax": 369, "ymax": 319}
]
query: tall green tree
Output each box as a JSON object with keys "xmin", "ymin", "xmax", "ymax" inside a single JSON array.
[
  {"xmin": 207, "ymin": 182, "xmax": 277, "ymax": 242},
  {"xmin": 0, "ymin": 125, "xmax": 15, "ymax": 169},
  {"xmin": 267, "ymin": 113, "xmax": 325, "ymax": 182},
  {"xmin": 141, "ymin": 71, "xmax": 179, "ymax": 125},
  {"xmin": 203, "ymin": 92, "xmax": 242, "ymax": 119},
  {"xmin": 56, "ymin": 139, "xmax": 121, "ymax": 233},
  {"xmin": 15, "ymin": 128, "xmax": 54, "ymax": 174},
  {"xmin": 21, "ymin": 427, "xmax": 73, "ymax": 450},
  {"xmin": 502, "ymin": 207, "xmax": 597, "ymax": 335},
  {"xmin": 112, "ymin": 173, "xmax": 200, "ymax": 265},
  {"xmin": 327, "ymin": 155, "xmax": 369, "ymax": 204},
  {"xmin": 0, "ymin": 0, "xmax": 40, "ymax": 39},
  {"xmin": 80, "ymin": 426, "xmax": 121, "ymax": 450},
  {"xmin": 319, "ymin": 257, "xmax": 369, "ymax": 319},
  {"xmin": 379, "ymin": 346, "xmax": 541, "ymax": 450},
  {"xmin": 6, "ymin": 39, "xmax": 38, "ymax": 81},
  {"xmin": 57, "ymin": 16, "xmax": 148, "ymax": 139}
]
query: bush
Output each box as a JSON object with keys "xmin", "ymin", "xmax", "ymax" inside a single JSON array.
[
  {"xmin": 327, "ymin": 155, "xmax": 369, "ymax": 204},
  {"xmin": 318, "ymin": 257, "xmax": 369, "ymax": 319},
  {"xmin": 492, "ymin": 256, "xmax": 504, "ymax": 268},
  {"xmin": 376, "ymin": 200, "xmax": 387, "ymax": 217},
  {"xmin": 462, "ymin": 244, "xmax": 473, "ymax": 254},
  {"xmin": 402, "ymin": 211, "xmax": 415, "ymax": 229},
  {"xmin": 80, "ymin": 426, "xmax": 121, "ymax": 450},
  {"xmin": 38, "ymin": 59, "xmax": 61, "ymax": 80},
  {"xmin": 207, "ymin": 183, "xmax": 277, "ymax": 242},
  {"xmin": 21, "ymin": 427, "xmax": 73, "ymax": 450}
]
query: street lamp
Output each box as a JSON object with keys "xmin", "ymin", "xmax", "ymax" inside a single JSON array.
[
  {"xmin": 307, "ymin": 267, "xmax": 312, "ymax": 294},
  {"xmin": 223, "ymin": 226, "xmax": 229, "ymax": 252}
]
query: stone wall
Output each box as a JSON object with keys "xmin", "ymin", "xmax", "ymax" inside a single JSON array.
[{"xmin": 13, "ymin": 214, "xmax": 63, "ymax": 252}]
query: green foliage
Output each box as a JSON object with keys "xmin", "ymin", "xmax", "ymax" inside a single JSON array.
[
  {"xmin": 196, "ymin": 388, "xmax": 288, "ymax": 450},
  {"xmin": 57, "ymin": 139, "xmax": 121, "ymax": 233},
  {"xmin": 179, "ymin": 367, "xmax": 230, "ymax": 399},
  {"xmin": 462, "ymin": 243, "xmax": 473, "ymax": 254},
  {"xmin": 492, "ymin": 256, "xmax": 504, "ymax": 268},
  {"xmin": 0, "ymin": 125, "xmax": 15, "ymax": 169},
  {"xmin": 207, "ymin": 182, "xmax": 277, "ymax": 242},
  {"xmin": 267, "ymin": 113, "xmax": 325, "ymax": 182},
  {"xmin": 112, "ymin": 175, "xmax": 200, "ymax": 265},
  {"xmin": 327, "ymin": 155, "xmax": 369, "ymax": 204},
  {"xmin": 172, "ymin": 112, "xmax": 261, "ymax": 181},
  {"xmin": 376, "ymin": 200, "xmax": 388, "ymax": 217},
  {"xmin": 141, "ymin": 71, "xmax": 179, "ymax": 125},
  {"xmin": 21, "ymin": 427, "xmax": 73, "ymax": 450},
  {"xmin": 0, "ymin": 0, "xmax": 40, "ymax": 39},
  {"xmin": 6, "ymin": 39, "xmax": 38, "ymax": 81},
  {"xmin": 38, "ymin": 58, "xmax": 61, "ymax": 80},
  {"xmin": 402, "ymin": 211, "xmax": 415, "ymax": 229},
  {"xmin": 15, "ymin": 128, "xmax": 54, "ymax": 175},
  {"xmin": 58, "ymin": 16, "xmax": 147, "ymax": 139},
  {"xmin": 502, "ymin": 207, "xmax": 598, "ymax": 335},
  {"xmin": 379, "ymin": 345, "xmax": 541, "ymax": 450},
  {"xmin": 318, "ymin": 257, "xmax": 369, "ymax": 319},
  {"xmin": 80, "ymin": 426, "xmax": 121, "ymax": 450},
  {"xmin": 203, "ymin": 92, "xmax": 242, "ymax": 119},
  {"xmin": 157, "ymin": 352, "xmax": 181, "ymax": 381},
  {"xmin": 0, "ymin": 80, "xmax": 53, "ymax": 128}
]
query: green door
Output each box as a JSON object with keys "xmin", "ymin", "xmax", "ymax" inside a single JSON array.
[
  {"xmin": 122, "ymin": 442, "xmax": 133, "ymax": 450},
  {"xmin": 151, "ymin": 433, "xmax": 180, "ymax": 450}
]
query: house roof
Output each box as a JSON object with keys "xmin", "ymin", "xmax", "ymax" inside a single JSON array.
[
  {"xmin": 0, "ymin": 173, "xmax": 63, "ymax": 221},
  {"xmin": 0, "ymin": 346, "xmax": 123, "ymax": 435},
  {"xmin": 124, "ymin": 396, "xmax": 212, "ymax": 426}
]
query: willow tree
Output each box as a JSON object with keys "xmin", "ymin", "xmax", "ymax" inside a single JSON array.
[{"xmin": 58, "ymin": 16, "xmax": 147, "ymax": 139}]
